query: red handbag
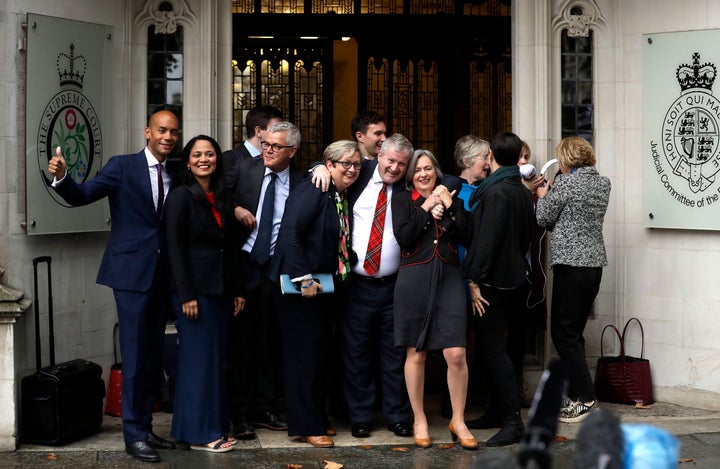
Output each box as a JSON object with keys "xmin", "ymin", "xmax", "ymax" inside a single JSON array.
[{"xmin": 595, "ymin": 317, "xmax": 654, "ymax": 405}]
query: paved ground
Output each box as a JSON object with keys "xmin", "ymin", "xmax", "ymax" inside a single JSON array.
[{"xmin": 4, "ymin": 397, "xmax": 720, "ymax": 468}]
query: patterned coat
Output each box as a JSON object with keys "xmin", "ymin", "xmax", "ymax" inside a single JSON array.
[{"xmin": 535, "ymin": 166, "xmax": 610, "ymax": 268}]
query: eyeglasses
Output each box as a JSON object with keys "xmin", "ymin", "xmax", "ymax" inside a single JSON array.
[
  {"xmin": 261, "ymin": 141, "xmax": 294, "ymax": 152},
  {"xmin": 334, "ymin": 161, "xmax": 362, "ymax": 170}
]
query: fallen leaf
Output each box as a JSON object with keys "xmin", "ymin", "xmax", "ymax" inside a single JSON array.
[
  {"xmin": 323, "ymin": 461, "xmax": 344, "ymax": 469},
  {"xmin": 635, "ymin": 403, "xmax": 653, "ymax": 409},
  {"xmin": 438, "ymin": 443, "xmax": 456, "ymax": 449},
  {"xmin": 360, "ymin": 445, "xmax": 373, "ymax": 449},
  {"xmin": 46, "ymin": 454, "xmax": 58, "ymax": 460},
  {"xmin": 286, "ymin": 464, "xmax": 302, "ymax": 469},
  {"xmin": 678, "ymin": 458, "xmax": 695, "ymax": 464},
  {"xmin": 554, "ymin": 435, "xmax": 569, "ymax": 442},
  {"xmin": 391, "ymin": 447, "xmax": 409, "ymax": 452}
]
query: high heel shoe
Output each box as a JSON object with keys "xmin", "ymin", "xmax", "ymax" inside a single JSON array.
[
  {"xmin": 448, "ymin": 422, "xmax": 478, "ymax": 450},
  {"xmin": 413, "ymin": 423, "xmax": 431, "ymax": 448}
]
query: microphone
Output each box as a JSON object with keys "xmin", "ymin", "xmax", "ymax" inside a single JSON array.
[
  {"xmin": 520, "ymin": 163, "xmax": 537, "ymax": 180},
  {"xmin": 518, "ymin": 359, "xmax": 568, "ymax": 469},
  {"xmin": 574, "ymin": 408, "xmax": 624, "ymax": 469}
]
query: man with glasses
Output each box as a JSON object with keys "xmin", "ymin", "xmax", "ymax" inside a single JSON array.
[{"xmin": 226, "ymin": 121, "xmax": 304, "ymax": 440}]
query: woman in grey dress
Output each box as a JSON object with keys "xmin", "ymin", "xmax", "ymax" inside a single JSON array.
[{"xmin": 392, "ymin": 149, "xmax": 476, "ymax": 449}]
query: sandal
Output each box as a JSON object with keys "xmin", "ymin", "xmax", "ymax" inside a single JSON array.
[
  {"xmin": 190, "ymin": 437, "xmax": 233, "ymax": 453},
  {"xmin": 226, "ymin": 435, "xmax": 238, "ymax": 446}
]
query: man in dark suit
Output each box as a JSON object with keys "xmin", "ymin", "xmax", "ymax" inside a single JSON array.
[
  {"xmin": 222, "ymin": 105, "xmax": 283, "ymax": 189},
  {"xmin": 226, "ymin": 121, "xmax": 304, "ymax": 439},
  {"xmin": 338, "ymin": 133, "xmax": 414, "ymax": 439},
  {"xmin": 47, "ymin": 109, "xmax": 181, "ymax": 463}
]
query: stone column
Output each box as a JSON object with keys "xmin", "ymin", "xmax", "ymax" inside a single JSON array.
[{"xmin": 0, "ymin": 273, "xmax": 32, "ymax": 452}]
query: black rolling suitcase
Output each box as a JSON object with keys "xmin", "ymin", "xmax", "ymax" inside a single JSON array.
[{"xmin": 21, "ymin": 256, "xmax": 106, "ymax": 445}]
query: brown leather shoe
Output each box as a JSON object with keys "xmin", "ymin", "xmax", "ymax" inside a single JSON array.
[{"xmin": 301, "ymin": 435, "xmax": 335, "ymax": 448}]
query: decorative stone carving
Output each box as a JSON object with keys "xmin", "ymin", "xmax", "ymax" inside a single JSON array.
[
  {"xmin": 0, "ymin": 268, "xmax": 31, "ymax": 317},
  {"xmin": 154, "ymin": 10, "xmax": 179, "ymax": 34},
  {"xmin": 135, "ymin": 0, "xmax": 197, "ymax": 35},
  {"xmin": 552, "ymin": 0, "xmax": 607, "ymax": 37}
]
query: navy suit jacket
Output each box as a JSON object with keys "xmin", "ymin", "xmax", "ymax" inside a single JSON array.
[
  {"xmin": 269, "ymin": 179, "xmax": 342, "ymax": 282},
  {"xmin": 52, "ymin": 150, "xmax": 178, "ymax": 292}
]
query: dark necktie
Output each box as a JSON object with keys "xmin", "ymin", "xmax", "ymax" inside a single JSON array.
[
  {"xmin": 156, "ymin": 164, "xmax": 164, "ymax": 218},
  {"xmin": 363, "ymin": 182, "xmax": 387, "ymax": 276},
  {"xmin": 250, "ymin": 172, "xmax": 277, "ymax": 265}
]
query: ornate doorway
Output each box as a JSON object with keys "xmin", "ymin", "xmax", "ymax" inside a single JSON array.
[{"xmin": 230, "ymin": 0, "xmax": 511, "ymax": 171}]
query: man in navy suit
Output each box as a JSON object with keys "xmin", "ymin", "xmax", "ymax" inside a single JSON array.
[
  {"xmin": 225, "ymin": 121, "xmax": 303, "ymax": 439},
  {"xmin": 48, "ymin": 109, "xmax": 180, "ymax": 463}
]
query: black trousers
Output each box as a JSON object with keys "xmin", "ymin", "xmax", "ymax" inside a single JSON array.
[
  {"xmin": 470, "ymin": 286, "xmax": 522, "ymax": 417},
  {"xmin": 550, "ymin": 264, "xmax": 603, "ymax": 402},
  {"xmin": 228, "ymin": 261, "xmax": 283, "ymax": 423}
]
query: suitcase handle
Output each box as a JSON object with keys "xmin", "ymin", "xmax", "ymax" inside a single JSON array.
[{"xmin": 32, "ymin": 256, "xmax": 54, "ymax": 370}]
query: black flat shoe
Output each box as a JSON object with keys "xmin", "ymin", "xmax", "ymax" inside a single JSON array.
[
  {"xmin": 126, "ymin": 441, "xmax": 161, "ymax": 463},
  {"xmin": 250, "ymin": 411, "xmax": 288, "ymax": 431},
  {"xmin": 351, "ymin": 422, "xmax": 371, "ymax": 438},
  {"xmin": 387, "ymin": 421, "xmax": 413, "ymax": 437},
  {"xmin": 147, "ymin": 432, "xmax": 176, "ymax": 450}
]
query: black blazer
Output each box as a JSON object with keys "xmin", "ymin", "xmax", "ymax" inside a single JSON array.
[
  {"xmin": 231, "ymin": 156, "xmax": 304, "ymax": 246},
  {"xmin": 268, "ymin": 179, "xmax": 342, "ymax": 282},
  {"xmin": 222, "ymin": 144, "xmax": 254, "ymax": 192},
  {"xmin": 164, "ymin": 185, "xmax": 244, "ymax": 302},
  {"xmin": 461, "ymin": 178, "xmax": 534, "ymax": 289},
  {"xmin": 392, "ymin": 189, "xmax": 469, "ymax": 267}
]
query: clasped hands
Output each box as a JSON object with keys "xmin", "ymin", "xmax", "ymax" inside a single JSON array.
[{"xmin": 423, "ymin": 185, "xmax": 455, "ymax": 220}]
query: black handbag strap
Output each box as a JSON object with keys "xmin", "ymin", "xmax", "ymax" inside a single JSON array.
[
  {"xmin": 600, "ymin": 324, "xmax": 625, "ymax": 359},
  {"xmin": 621, "ymin": 317, "xmax": 645, "ymax": 359}
]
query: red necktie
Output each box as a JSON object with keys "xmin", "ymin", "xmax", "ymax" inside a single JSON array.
[{"xmin": 363, "ymin": 183, "xmax": 387, "ymax": 276}]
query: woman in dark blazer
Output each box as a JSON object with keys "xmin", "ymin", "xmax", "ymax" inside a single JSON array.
[
  {"xmin": 269, "ymin": 140, "xmax": 361, "ymax": 448},
  {"xmin": 392, "ymin": 149, "xmax": 476, "ymax": 449},
  {"xmin": 165, "ymin": 135, "xmax": 245, "ymax": 453}
]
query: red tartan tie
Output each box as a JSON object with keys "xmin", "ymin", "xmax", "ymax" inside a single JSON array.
[{"xmin": 363, "ymin": 183, "xmax": 387, "ymax": 276}]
